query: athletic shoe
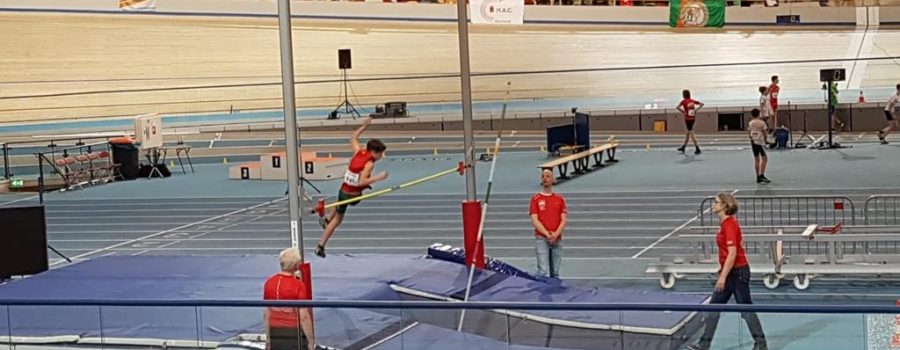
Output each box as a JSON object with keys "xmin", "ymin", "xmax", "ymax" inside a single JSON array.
[
  {"xmin": 677, "ymin": 146, "xmax": 686, "ymax": 153},
  {"xmin": 879, "ymin": 132, "xmax": 889, "ymax": 144},
  {"xmin": 752, "ymin": 342, "xmax": 769, "ymax": 350},
  {"xmin": 694, "ymin": 148, "xmax": 701, "ymax": 155},
  {"xmin": 759, "ymin": 175, "xmax": 772, "ymax": 183},
  {"xmin": 314, "ymin": 244, "xmax": 326, "ymax": 258}
]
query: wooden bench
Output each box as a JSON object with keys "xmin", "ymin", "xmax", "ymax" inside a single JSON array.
[
  {"xmin": 549, "ymin": 144, "xmax": 585, "ymax": 157},
  {"xmin": 538, "ymin": 142, "xmax": 619, "ymax": 179}
]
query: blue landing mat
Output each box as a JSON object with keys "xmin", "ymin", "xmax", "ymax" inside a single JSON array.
[{"xmin": 0, "ymin": 254, "xmax": 706, "ymax": 349}]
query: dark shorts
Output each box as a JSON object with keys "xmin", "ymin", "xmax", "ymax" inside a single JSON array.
[
  {"xmin": 685, "ymin": 119, "xmax": 696, "ymax": 131},
  {"xmin": 751, "ymin": 143, "xmax": 766, "ymax": 157},
  {"xmin": 269, "ymin": 327, "xmax": 308, "ymax": 350},
  {"xmin": 885, "ymin": 110, "xmax": 896, "ymax": 121},
  {"xmin": 336, "ymin": 190, "xmax": 362, "ymax": 215}
]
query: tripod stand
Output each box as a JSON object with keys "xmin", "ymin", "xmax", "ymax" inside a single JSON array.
[
  {"xmin": 329, "ymin": 68, "xmax": 362, "ymax": 120},
  {"xmin": 792, "ymin": 109, "xmax": 819, "ymax": 149}
]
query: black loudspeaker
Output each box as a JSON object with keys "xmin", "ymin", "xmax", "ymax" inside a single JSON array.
[
  {"xmin": 0, "ymin": 206, "xmax": 48, "ymax": 278},
  {"xmin": 338, "ymin": 49, "xmax": 352, "ymax": 70},
  {"xmin": 820, "ymin": 68, "xmax": 846, "ymax": 82}
]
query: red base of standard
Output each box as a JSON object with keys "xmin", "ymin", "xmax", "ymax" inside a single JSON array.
[
  {"xmin": 462, "ymin": 200, "xmax": 486, "ymax": 269},
  {"xmin": 299, "ymin": 262, "xmax": 312, "ymax": 297},
  {"xmin": 315, "ymin": 199, "xmax": 325, "ymax": 217}
]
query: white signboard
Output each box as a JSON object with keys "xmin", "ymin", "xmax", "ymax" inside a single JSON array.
[
  {"xmin": 133, "ymin": 113, "xmax": 163, "ymax": 149},
  {"xmin": 470, "ymin": 0, "xmax": 525, "ymax": 25}
]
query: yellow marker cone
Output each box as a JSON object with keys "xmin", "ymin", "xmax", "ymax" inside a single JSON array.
[
  {"xmin": 223, "ymin": 157, "xmax": 229, "ymax": 164},
  {"xmin": 328, "ymin": 152, "xmax": 333, "ymax": 158},
  {"xmin": 168, "ymin": 160, "xmax": 175, "ymax": 168},
  {"xmin": 433, "ymin": 148, "xmax": 439, "ymax": 156},
  {"xmin": 540, "ymin": 145, "xmax": 546, "ymax": 152},
  {"xmin": 646, "ymin": 143, "xmax": 651, "ymax": 150}
]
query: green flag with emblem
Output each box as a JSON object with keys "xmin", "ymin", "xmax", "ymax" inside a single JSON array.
[{"xmin": 670, "ymin": 0, "xmax": 725, "ymax": 28}]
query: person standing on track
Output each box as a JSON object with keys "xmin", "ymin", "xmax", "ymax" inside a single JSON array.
[
  {"xmin": 264, "ymin": 248, "xmax": 316, "ymax": 350},
  {"xmin": 767, "ymin": 75, "xmax": 780, "ymax": 130},
  {"xmin": 677, "ymin": 89, "xmax": 704, "ymax": 155},
  {"xmin": 878, "ymin": 83, "xmax": 900, "ymax": 144},
  {"xmin": 828, "ymin": 82, "xmax": 845, "ymax": 132},
  {"xmin": 686, "ymin": 193, "xmax": 768, "ymax": 350},
  {"xmin": 529, "ymin": 170, "xmax": 568, "ymax": 279},
  {"xmin": 315, "ymin": 118, "xmax": 388, "ymax": 258},
  {"xmin": 748, "ymin": 108, "xmax": 771, "ymax": 184},
  {"xmin": 758, "ymin": 86, "xmax": 773, "ymax": 130}
]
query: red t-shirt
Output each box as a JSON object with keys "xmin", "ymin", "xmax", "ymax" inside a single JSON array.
[
  {"xmin": 529, "ymin": 193, "xmax": 567, "ymax": 239},
  {"xmin": 717, "ymin": 216, "xmax": 749, "ymax": 268},
  {"xmin": 340, "ymin": 150, "xmax": 375, "ymax": 194},
  {"xmin": 679, "ymin": 98, "xmax": 700, "ymax": 121},
  {"xmin": 263, "ymin": 273, "xmax": 310, "ymax": 328},
  {"xmin": 768, "ymin": 84, "xmax": 780, "ymax": 111}
]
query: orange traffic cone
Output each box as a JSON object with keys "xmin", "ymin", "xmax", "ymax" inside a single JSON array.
[{"xmin": 859, "ymin": 91, "xmax": 867, "ymax": 103}]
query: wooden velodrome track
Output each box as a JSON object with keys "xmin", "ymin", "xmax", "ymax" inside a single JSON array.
[{"xmin": 1, "ymin": 11, "xmax": 899, "ymax": 124}]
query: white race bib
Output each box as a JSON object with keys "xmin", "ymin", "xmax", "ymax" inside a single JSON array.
[
  {"xmin": 771, "ymin": 92, "xmax": 778, "ymax": 99},
  {"xmin": 688, "ymin": 109, "xmax": 696, "ymax": 117},
  {"xmin": 343, "ymin": 170, "xmax": 361, "ymax": 187}
]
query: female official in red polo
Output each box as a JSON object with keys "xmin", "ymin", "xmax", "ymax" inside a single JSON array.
[
  {"xmin": 687, "ymin": 193, "xmax": 768, "ymax": 350},
  {"xmin": 263, "ymin": 248, "xmax": 315, "ymax": 350}
]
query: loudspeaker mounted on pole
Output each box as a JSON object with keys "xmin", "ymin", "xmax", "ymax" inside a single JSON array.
[
  {"xmin": 338, "ymin": 49, "xmax": 352, "ymax": 70},
  {"xmin": 329, "ymin": 48, "xmax": 362, "ymax": 119}
]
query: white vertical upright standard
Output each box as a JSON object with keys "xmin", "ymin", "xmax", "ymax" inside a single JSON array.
[
  {"xmin": 457, "ymin": 0, "xmax": 477, "ymax": 201},
  {"xmin": 276, "ymin": 0, "xmax": 304, "ymax": 256}
]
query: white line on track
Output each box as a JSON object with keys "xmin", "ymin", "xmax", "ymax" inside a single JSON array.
[
  {"xmin": 50, "ymin": 197, "xmax": 288, "ymax": 266},
  {"xmin": 631, "ymin": 189, "xmax": 739, "ymax": 258},
  {"xmin": 41, "ymin": 196, "xmax": 280, "ymax": 202},
  {"xmin": 132, "ymin": 208, "xmax": 289, "ymax": 255},
  {"xmin": 0, "ymin": 194, "xmax": 39, "ymax": 207},
  {"xmin": 45, "ymin": 208, "xmax": 254, "ymax": 213}
]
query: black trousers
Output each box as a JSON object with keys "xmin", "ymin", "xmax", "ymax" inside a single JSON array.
[
  {"xmin": 698, "ymin": 265, "xmax": 767, "ymax": 347},
  {"xmin": 269, "ymin": 327, "xmax": 308, "ymax": 350}
]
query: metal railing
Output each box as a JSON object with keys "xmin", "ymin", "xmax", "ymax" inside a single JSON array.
[
  {"xmin": 0, "ymin": 298, "xmax": 896, "ymax": 313},
  {"xmin": 35, "ymin": 141, "xmax": 115, "ymax": 204},
  {"xmin": 699, "ymin": 195, "xmax": 857, "ymax": 255},
  {"xmin": 1, "ymin": 298, "xmax": 896, "ymax": 350},
  {"xmin": 865, "ymin": 195, "xmax": 900, "ymax": 226},
  {"xmin": 864, "ymin": 195, "xmax": 900, "ymax": 255},
  {"xmin": 2, "ymin": 135, "xmax": 121, "ymax": 180}
]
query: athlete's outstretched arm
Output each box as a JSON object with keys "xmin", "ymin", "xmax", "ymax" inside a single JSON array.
[{"xmin": 350, "ymin": 117, "xmax": 372, "ymax": 152}]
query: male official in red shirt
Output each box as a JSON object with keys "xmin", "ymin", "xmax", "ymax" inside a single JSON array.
[
  {"xmin": 529, "ymin": 170, "xmax": 567, "ymax": 279},
  {"xmin": 264, "ymin": 248, "xmax": 316, "ymax": 350}
]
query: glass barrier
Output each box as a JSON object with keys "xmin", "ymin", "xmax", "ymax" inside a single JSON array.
[{"xmin": 1, "ymin": 302, "xmax": 897, "ymax": 350}]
